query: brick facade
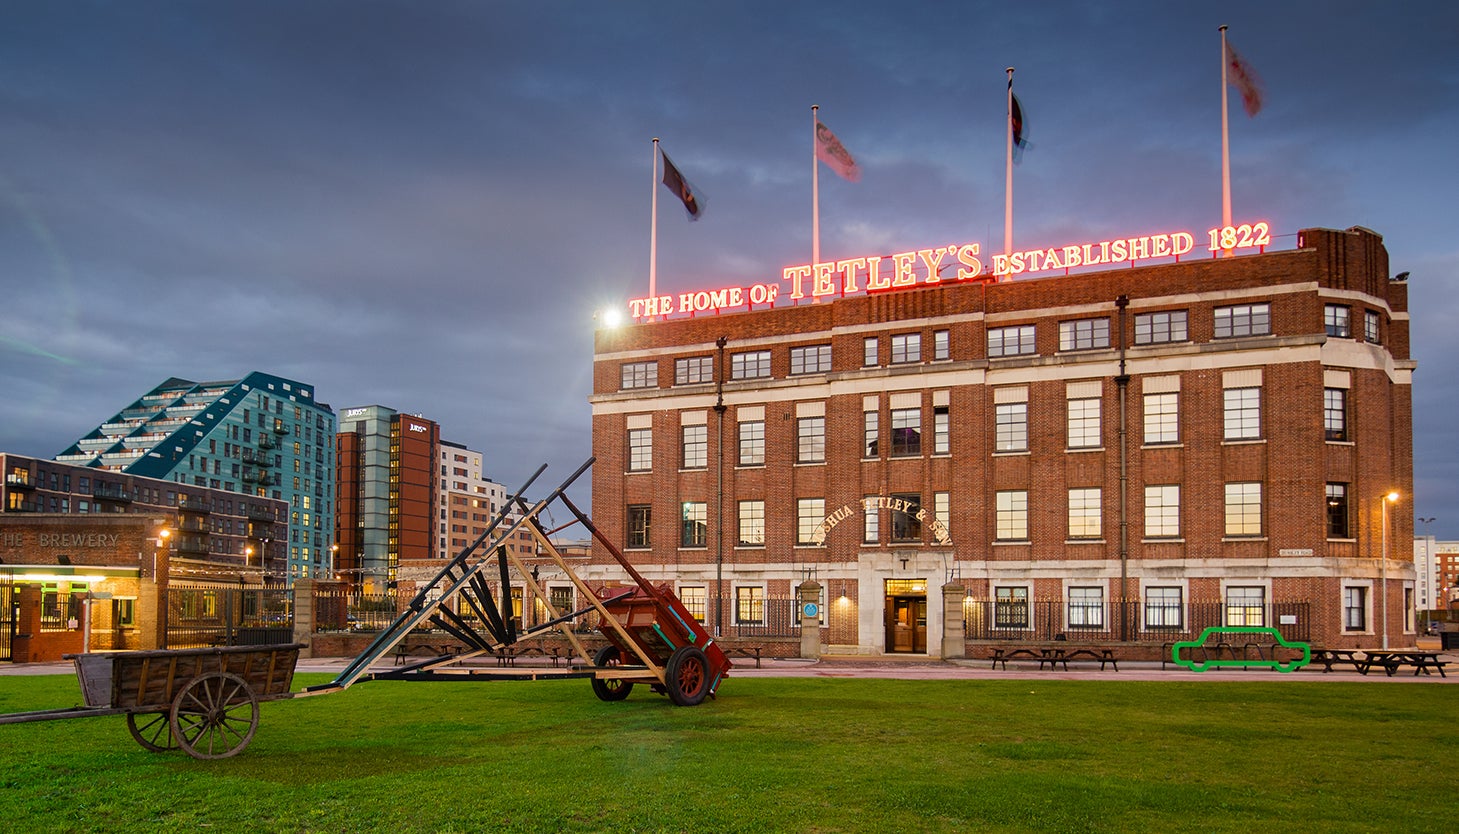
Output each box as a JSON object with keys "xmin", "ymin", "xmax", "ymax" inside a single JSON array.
[{"xmin": 590, "ymin": 226, "xmax": 1415, "ymax": 654}]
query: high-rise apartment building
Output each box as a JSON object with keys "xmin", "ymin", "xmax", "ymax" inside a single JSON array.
[{"xmin": 54, "ymin": 372, "xmax": 335, "ymax": 584}]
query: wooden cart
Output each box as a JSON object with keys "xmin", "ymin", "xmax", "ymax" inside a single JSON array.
[{"xmin": 0, "ymin": 643, "xmax": 303, "ymax": 759}]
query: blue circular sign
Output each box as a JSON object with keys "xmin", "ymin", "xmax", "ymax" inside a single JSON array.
[{"xmin": 802, "ymin": 602, "xmax": 820, "ymax": 618}]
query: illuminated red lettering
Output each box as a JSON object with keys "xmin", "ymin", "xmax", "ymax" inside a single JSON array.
[
  {"xmin": 865, "ymin": 256, "xmax": 889, "ymax": 290},
  {"xmin": 782, "ymin": 264, "xmax": 812, "ymax": 300},
  {"xmin": 890, "ymin": 251, "xmax": 918, "ymax": 287},
  {"xmin": 836, "ymin": 257, "xmax": 867, "ymax": 294},
  {"xmin": 812, "ymin": 262, "xmax": 837, "ymax": 298},
  {"xmin": 955, "ymin": 244, "xmax": 983, "ymax": 280},
  {"xmin": 918, "ymin": 247, "xmax": 950, "ymax": 283}
]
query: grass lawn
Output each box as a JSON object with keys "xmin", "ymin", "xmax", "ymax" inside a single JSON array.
[{"xmin": 1, "ymin": 671, "xmax": 1455, "ymax": 832}]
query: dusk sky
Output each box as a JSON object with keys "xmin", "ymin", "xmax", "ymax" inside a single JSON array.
[{"xmin": 2, "ymin": 2, "xmax": 1456, "ymax": 534}]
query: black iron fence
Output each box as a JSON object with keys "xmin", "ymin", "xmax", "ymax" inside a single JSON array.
[
  {"xmin": 308, "ymin": 588, "xmax": 805, "ymax": 640},
  {"xmin": 963, "ymin": 599, "xmax": 1311, "ymax": 643},
  {"xmin": 165, "ymin": 587, "xmax": 294, "ymax": 649},
  {"xmin": 312, "ymin": 589, "xmax": 401, "ymax": 632}
]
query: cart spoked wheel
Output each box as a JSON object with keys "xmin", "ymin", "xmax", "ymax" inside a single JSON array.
[
  {"xmin": 665, "ymin": 645, "xmax": 710, "ymax": 707},
  {"xmin": 126, "ymin": 711, "xmax": 177, "ymax": 752},
  {"xmin": 169, "ymin": 672, "xmax": 260, "ymax": 760},
  {"xmin": 590, "ymin": 645, "xmax": 634, "ymax": 702}
]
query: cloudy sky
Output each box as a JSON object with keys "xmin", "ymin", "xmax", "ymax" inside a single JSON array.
[{"xmin": 2, "ymin": 2, "xmax": 1456, "ymax": 534}]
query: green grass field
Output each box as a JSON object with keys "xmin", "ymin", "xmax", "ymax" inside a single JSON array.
[{"xmin": 1, "ymin": 672, "xmax": 1455, "ymax": 832}]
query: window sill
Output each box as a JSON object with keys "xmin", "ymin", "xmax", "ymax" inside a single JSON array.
[
  {"xmin": 1141, "ymin": 443, "xmax": 1183, "ymax": 450},
  {"xmin": 1066, "ymin": 539, "xmax": 1106, "ymax": 545},
  {"xmin": 735, "ymin": 464, "xmax": 765, "ymax": 470},
  {"xmin": 1221, "ymin": 536, "xmax": 1269, "ymax": 543},
  {"xmin": 1325, "ymin": 440, "xmax": 1355, "ymax": 447},
  {"xmin": 1142, "ymin": 538, "xmax": 1185, "ymax": 544},
  {"xmin": 992, "ymin": 450, "xmax": 1030, "ymax": 457},
  {"xmin": 677, "ymin": 546, "xmax": 709, "ymax": 552},
  {"xmin": 626, "ymin": 469, "xmax": 651, "ymax": 476},
  {"xmin": 1326, "ymin": 538, "xmax": 1357, "ymax": 544},
  {"xmin": 794, "ymin": 461, "xmax": 827, "ymax": 467},
  {"xmin": 677, "ymin": 467, "xmax": 709, "ymax": 474},
  {"xmin": 993, "ymin": 540, "xmax": 1032, "ymax": 546},
  {"xmin": 1066, "ymin": 446, "xmax": 1104, "ymax": 454},
  {"xmin": 1221, "ymin": 439, "xmax": 1267, "ymax": 447},
  {"xmin": 733, "ymin": 544, "xmax": 765, "ymax": 550}
]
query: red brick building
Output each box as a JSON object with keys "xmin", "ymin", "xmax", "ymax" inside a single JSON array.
[{"xmin": 590, "ymin": 225, "xmax": 1415, "ymax": 655}]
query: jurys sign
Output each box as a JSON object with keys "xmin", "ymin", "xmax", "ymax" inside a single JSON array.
[{"xmin": 627, "ymin": 221, "xmax": 1272, "ymax": 320}]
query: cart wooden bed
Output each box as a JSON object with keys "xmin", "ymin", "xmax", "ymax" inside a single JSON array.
[{"xmin": 0, "ymin": 643, "xmax": 304, "ymax": 759}]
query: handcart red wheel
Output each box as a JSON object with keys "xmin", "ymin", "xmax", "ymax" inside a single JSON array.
[
  {"xmin": 665, "ymin": 645, "xmax": 710, "ymax": 707},
  {"xmin": 169, "ymin": 671, "xmax": 261, "ymax": 760},
  {"xmin": 590, "ymin": 645, "xmax": 634, "ymax": 702}
]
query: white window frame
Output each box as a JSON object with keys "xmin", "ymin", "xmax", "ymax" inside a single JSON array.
[
  {"xmin": 1214, "ymin": 303, "xmax": 1271, "ymax": 338},
  {"xmin": 1224, "ymin": 482, "xmax": 1262, "ymax": 537},
  {"xmin": 996, "ymin": 490, "xmax": 1029, "ymax": 541},
  {"xmin": 988, "ymin": 325, "xmax": 1036, "ymax": 357},
  {"xmin": 1144, "ymin": 485, "xmax": 1180, "ymax": 538},
  {"xmin": 1143, "ymin": 392, "xmax": 1179, "ymax": 445},
  {"xmin": 1134, "ymin": 310, "xmax": 1188, "ymax": 344},
  {"xmin": 681, "ymin": 424, "xmax": 707, "ymax": 470},
  {"xmin": 731, "ymin": 350, "xmax": 772, "ymax": 380},
  {"xmin": 790, "ymin": 344, "xmax": 832, "ymax": 375},
  {"xmin": 674, "ymin": 356, "xmax": 714, "ymax": 385},
  {"xmin": 796, "ymin": 498, "xmax": 826, "ymax": 546},
  {"xmin": 796, "ymin": 416, "xmax": 826, "ymax": 464},
  {"xmin": 1068, "ymin": 488, "xmax": 1102, "ymax": 539},
  {"xmin": 737, "ymin": 499, "xmax": 765, "ymax": 547},
  {"xmin": 627, "ymin": 428, "xmax": 652, "ymax": 472},
  {"xmin": 1058, "ymin": 318, "xmax": 1110, "ymax": 351}
]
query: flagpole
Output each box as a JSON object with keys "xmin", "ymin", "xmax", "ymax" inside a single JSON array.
[
  {"xmin": 812, "ymin": 104, "xmax": 820, "ymax": 271},
  {"xmin": 650, "ymin": 137, "xmax": 660, "ymax": 300},
  {"xmin": 1004, "ymin": 68, "xmax": 1014, "ymax": 271},
  {"xmin": 1219, "ymin": 26, "xmax": 1232, "ymax": 236}
]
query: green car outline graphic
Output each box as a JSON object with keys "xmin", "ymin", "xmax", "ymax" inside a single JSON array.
[{"xmin": 1170, "ymin": 626, "xmax": 1311, "ymax": 673}]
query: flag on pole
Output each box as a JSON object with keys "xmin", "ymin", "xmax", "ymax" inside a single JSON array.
[
  {"xmin": 815, "ymin": 120, "xmax": 861, "ymax": 182},
  {"xmin": 1010, "ymin": 88, "xmax": 1029, "ymax": 162},
  {"xmin": 660, "ymin": 149, "xmax": 704, "ymax": 220},
  {"xmin": 1226, "ymin": 39, "xmax": 1263, "ymax": 116}
]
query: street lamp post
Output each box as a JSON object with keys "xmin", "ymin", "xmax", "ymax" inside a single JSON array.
[{"xmin": 1381, "ymin": 491, "xmax": 1399, "ymax": 650}]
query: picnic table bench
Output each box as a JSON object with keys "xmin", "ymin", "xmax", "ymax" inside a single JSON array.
[
  {"xmin": 393, "ymin": 641, "xmax": 458, "ymax": 665},
  {"xmin": 1360, "ymin": 650, "xmax": 1448, "ymax": 677},
  {"xmin": 722, "ymin": 645, "xmax": 764, "ymax": 668},
  {"xmin": 1037, "ymin": 648, "xmax": 1120, "ymax": 671},
  {"xmin": 988, "ymin": 647, "xmax": 1045, "ymax": 670},
  {"xmin": 1309, "ymin": 648, "xmax": 1366, "ymax": 673},
  {"xmin": 989, "ymin": 647, "xmax": 1118, "ymax": 671}
]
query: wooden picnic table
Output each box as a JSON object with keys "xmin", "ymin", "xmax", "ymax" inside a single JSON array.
[
  {"xmin": 990, "ymin": 647, "xmax": 1119, "ymax": 671},
  {"xmin": 1309, "ymin": 648, "xmax": 1365, "ymax": 673},
  {"xmin": 1359, "ymin": 650, "xmax": 1448, "ymax": 677}
]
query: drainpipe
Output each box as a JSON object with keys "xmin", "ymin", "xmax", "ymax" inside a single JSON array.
[
  {"xmin": 1115, "ymin": 295, "xmax": 1131, "ymax": 640},
  {"xmin": 714, "ymin": 335, "xmax": 728, "ymax": 638}
]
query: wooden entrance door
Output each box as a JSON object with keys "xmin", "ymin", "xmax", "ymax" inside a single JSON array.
[{"xmin": 884, "ymin": 590, "xmax": 927, "ymax": 653}]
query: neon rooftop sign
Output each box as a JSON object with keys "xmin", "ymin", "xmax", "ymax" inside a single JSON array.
[{"xmin": 625, "ymin": 221, "xmax": 1272, "ymax": 321}]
